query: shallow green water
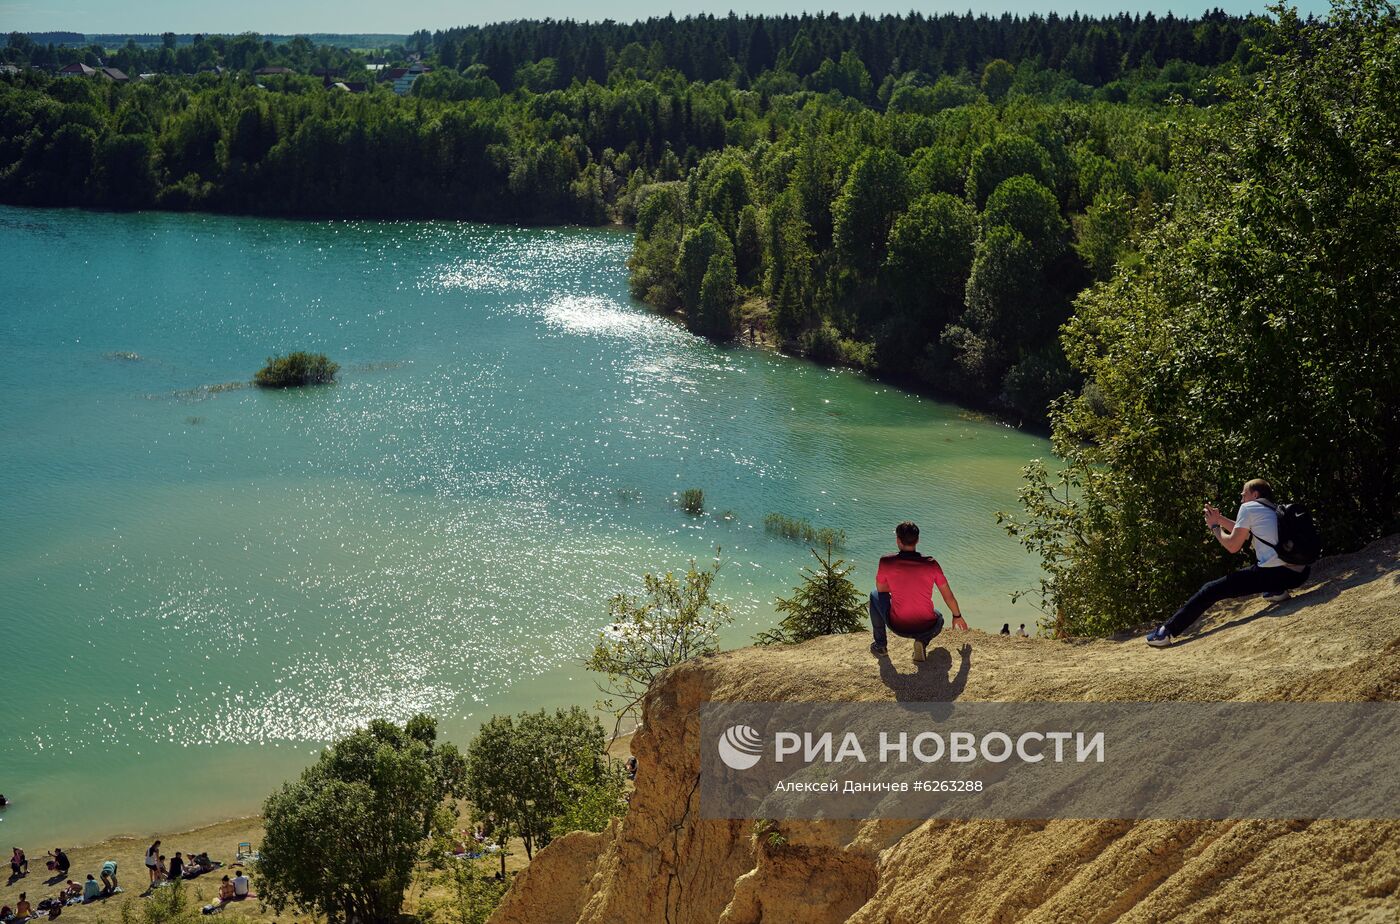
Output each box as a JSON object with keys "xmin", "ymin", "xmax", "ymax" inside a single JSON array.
[{"xmin": 0, "ymin": 204, "xmax": 1049, "ymax": 847}]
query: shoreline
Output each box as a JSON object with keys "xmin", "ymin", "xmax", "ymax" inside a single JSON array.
[
  {"xmin": 1, "ymin": 731, "xmax": 637, "ymax": 924},
  {"xmin": 2, "ymin": 730, "xmax": 636, "ymax": 859},
  {"xmin": 0, "ymin": 202, "xmax": 1047, "ymax": 435},
  {"xmin": 31, "ymin": 812, "xmax": 268, "ymax": 855}
]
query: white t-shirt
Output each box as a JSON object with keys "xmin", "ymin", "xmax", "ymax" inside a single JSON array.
[
  {"xmin": 232, "ymin": 874, "xmax": 250, "ymax": 897},
  {"xmin": 1235, "ymin": 500, "xmax": 1282, "ymax": 567}
]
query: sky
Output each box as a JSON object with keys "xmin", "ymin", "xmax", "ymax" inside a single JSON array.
[{"xmin": 2, "ymin": 0, "xmax": 1330, "ymax": 36}]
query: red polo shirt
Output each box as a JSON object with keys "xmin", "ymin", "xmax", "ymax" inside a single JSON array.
[{"xmin": 877, "ymin": 551, "xmax": 948, "ymax": 633}]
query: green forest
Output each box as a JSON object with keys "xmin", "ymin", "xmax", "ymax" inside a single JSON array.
[
  {"xmin": 1, "ymin": 1, "xmax": 1396, "ymax": 634},
  {"xmin": 1, "ymin": 11, "xmax": 1259, "ymax": 424}
]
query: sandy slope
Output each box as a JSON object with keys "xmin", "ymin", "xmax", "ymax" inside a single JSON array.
[{"xmin": 491, "ymin": 536, "xmax": 1400, "ymax": 923}]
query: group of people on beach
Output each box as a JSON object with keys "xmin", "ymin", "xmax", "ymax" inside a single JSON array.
[
  {"xmin": 870, "ymin": 477, "xmax": 1316, "ymax": 659},
  {"xmin": 3, "ymin": 848, "xmax": 117, "ymax": 922},
  {"xmin": 4, "ymin": 837, "xmax": 251, "ymax": 924},
  {"xmin": 141, "ymin": 841, "xmax": 218, "ymax": 886},
  {"xmin": 142, "ymin": 841, "xmax": 253, "ymax": 916}
]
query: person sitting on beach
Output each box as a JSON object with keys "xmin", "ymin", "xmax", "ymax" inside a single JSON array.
[
  {"xmin": 14, "ymin": 895, "xmax": 31, "ymax": 920},
  {"xmin": 155, "ymin": 856, "xmax": 169, "ymax": 883},
  {"xmin": 231, "ymin": 871, "xmax": 250, "ymax": 899},
  {"xmin": 870, "ymin": 522, "xmax": 968, "ymax": 662},
  {"xmin": 99, "ymin": 860, "xmax": 117, "ymax": 894},
  {"xmin": 202, "ymin": 875, "xmax": 238, "ymax": 916},
  {"xmin": 200, "ymin": 873, "xmax": 232, "ymax": 918},
  {"xmin": 1, "ymin": 904, "xmax": 11, "ymax": 922},
  {"xmin": 999, "ymin": 623, "xmax": 1010, "ymax": 635},
  {"xmin": 81, "ymin": 875, "xmax": 100, "ymax": 903},
  {"xmin": 47, "ymin": 849, "xmax": 70, "ymax": 877},
  {"xmin": 59, "ymin": 881, "xmax": 81, "ymax": 903},
  {"xmin": 10, "ymin": 848, "xmax": 28, "ymax": 878},
  {"xmin": 167, "ymin": 854, "xmax": 184, "ymax": 881},
  {"xmin": 1147, "ymin": 478, "xmax": 1313, "ymax": 647},
  {"xmin": 1016, "ymin": 624, "xmax": 1028, "ymax": 637}
]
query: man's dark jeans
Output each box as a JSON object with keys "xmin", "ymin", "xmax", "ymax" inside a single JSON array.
[
  {"xmin": 870, "ymin": 590, "xmax": 943, "ymax": 649},
  {"xmin": 1163, "ymin": 564, "xmax": 1310, "ymax": 637}
]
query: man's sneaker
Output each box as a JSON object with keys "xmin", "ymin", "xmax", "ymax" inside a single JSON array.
[
  {"xmin": 1262, "ymin": 591, "xmax": 1290, "ymax": 602},
  {"xmin": 869, "ymin": 643, "xmax": 888, "ymax": 657},
  {"xmin": 913, "ymin": 640, "xmax": 927, "ymax": 662},
  {"xmin": 1145, "ymin": 626, "xmax": 1174, "ymax": 648}
]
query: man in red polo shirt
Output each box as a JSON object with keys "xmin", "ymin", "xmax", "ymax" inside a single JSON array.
[{"xmin": 871, "ymin": 521, "xmax": 968, "ymax": 661}]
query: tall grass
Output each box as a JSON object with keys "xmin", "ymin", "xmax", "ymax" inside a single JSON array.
[
  {"xmin": 763, "ymin": 513, "xmax": 846, "ymax": 549},
  {"xmin": 680, "ymin": 488, "xmax": 705, "ymax": 515}
]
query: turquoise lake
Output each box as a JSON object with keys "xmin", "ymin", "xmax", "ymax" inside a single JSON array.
[{"xmin": 0, "ymin": 204, "xmax": 1050, "ymax": 846}]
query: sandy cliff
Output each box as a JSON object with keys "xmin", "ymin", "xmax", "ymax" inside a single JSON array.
[{"xmin": 492, "ymin": 538, "xmax": 1400, "ymax": 923}]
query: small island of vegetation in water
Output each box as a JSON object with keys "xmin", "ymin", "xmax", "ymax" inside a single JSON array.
[{"xmin": 254, "ymin": 351, "xmax": 339, "ymax": 388}]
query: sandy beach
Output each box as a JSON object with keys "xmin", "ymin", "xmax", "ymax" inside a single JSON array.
[
  {"xmin": 3, "ymin": 816, "xmax": 274, "ymax": 924},
  {"xmin": 2, "ymin": 733, "xmax": 635, "ymax": 924}
]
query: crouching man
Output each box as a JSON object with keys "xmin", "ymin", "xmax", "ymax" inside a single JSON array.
[{"xmin": 871, "ymin": 521, "xmax": 968, "ymax": 662}]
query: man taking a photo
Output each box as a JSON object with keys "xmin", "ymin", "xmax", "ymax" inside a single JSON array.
[{"xmin": 1147, "ymin": 478, "xmax": 1312, "ymax": 647}]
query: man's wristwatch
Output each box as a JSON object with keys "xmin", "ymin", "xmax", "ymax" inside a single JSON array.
[{"xmin": 1210, "ymin": 524, "xmax": 1222, "ymax": 533}]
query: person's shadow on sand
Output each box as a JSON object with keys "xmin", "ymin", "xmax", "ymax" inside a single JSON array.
[{"xmin": 878, "ymin": 642, "xmax": 972, "ymax": 702}]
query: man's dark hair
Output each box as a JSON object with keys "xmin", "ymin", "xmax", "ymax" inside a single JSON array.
[
  {"xmin": 895, "ymin": 521, "xmax": 919, "ymax": 544},
  {"xmin": 1244, "ymin": 478, "xmax": 1274, "ymax": 501}
]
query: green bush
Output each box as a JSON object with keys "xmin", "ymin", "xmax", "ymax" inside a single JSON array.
[
  {"xmin": 756, "ymin": 545, "xmax": 866, "ymax": 645},
  {"xmin": 464, "ymin": 706, "xmax": 622, "ymax": 862},
  {"xmin": 798, "ymin": 321, "xmax": 876, "ymax": 371},
  {"xmin": 255, "ymin": 352, "xmax": 340, "ymax": 388},
  {"xmin": 421, "ymin": 856, "xmax": 507, "ymax": 924},
  {"xmin": 259, "ymin": 715, "xmax": 467, "ymax": 924},
  {"xmin": 587, "ymin": 555, "xmax": 731, "ymax": 728},
  {"xmin": 680, "ymin": 487, "xmax": 705, "ymax": 515},
  {"xmin": 119, "ymin": 879, "xmax": 200, "ymax": 924}
]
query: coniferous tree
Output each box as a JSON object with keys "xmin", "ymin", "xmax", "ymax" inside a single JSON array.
[{"xmin": 756, "ymin": 545, "xmax": 867, "ymax": 645}]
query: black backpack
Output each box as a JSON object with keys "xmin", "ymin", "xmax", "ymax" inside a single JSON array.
[{"xmin": 1255, "ymin": 500, "xmax": 1322, "ymax": 566}]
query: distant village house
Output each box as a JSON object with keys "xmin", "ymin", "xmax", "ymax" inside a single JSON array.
[
  {"xmin": 55, "ymin": 63, "xmax": 128, "ymax": 81},
  {"xmin": 380, "ymin": 63, "xmax": 430, "ymax": 96}
]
